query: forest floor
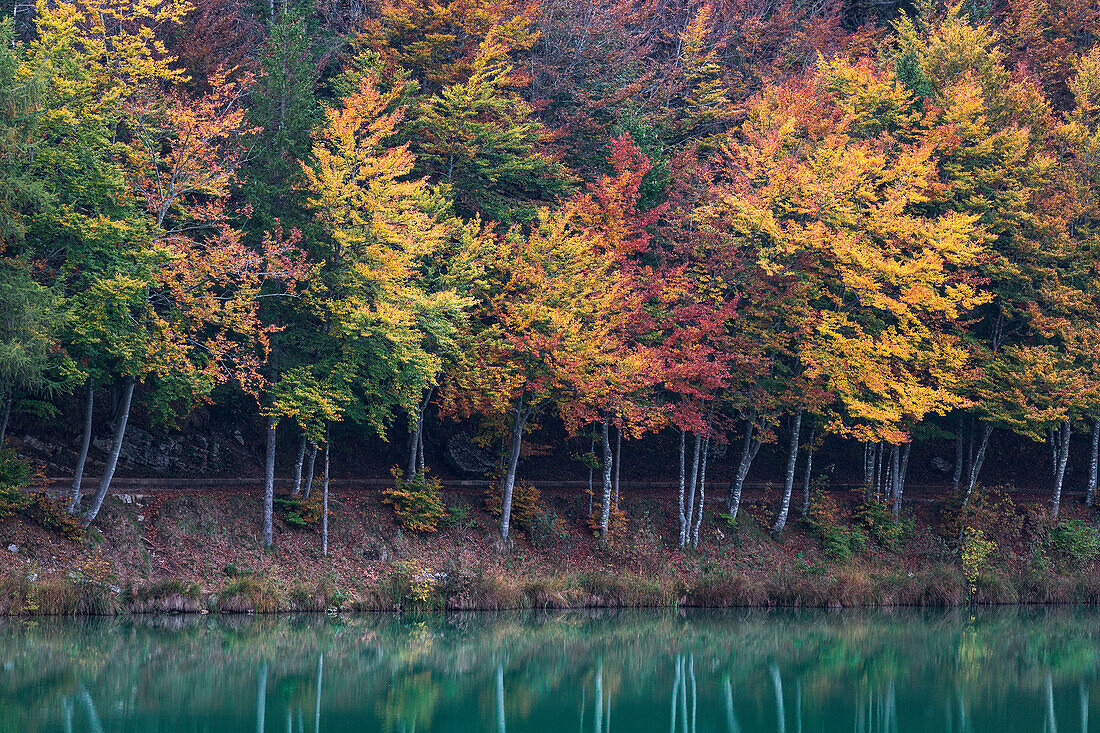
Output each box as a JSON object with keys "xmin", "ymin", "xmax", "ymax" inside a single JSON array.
[{"xmin": 0, "ymin": 482, "xmax": 1098, "ymax": 614}]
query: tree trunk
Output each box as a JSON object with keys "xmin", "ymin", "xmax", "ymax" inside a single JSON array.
[
  {"xmin": 292, "ymin": 434, "xmax": 307, "ymax": 496},
  {"xmin": 499, "ymin": 401, "xmax": 531, "ymax": 541},
  {"xmin": 874, "ymin": 441, "xmax": 883, "ymax": 500},
  {"xmin": 691, "ymin": 434, "xmax": 709, "ymax": 548},
  {"xmin": 772, "ymin": 411, "xmax": 801, "ymax": 533},
  {"xmin": 863, "ymin": 441, "xmax": 874, "ymax": 489},
  {"xmin": 893, "ymin": 442, "xmax": 911, "ymax": 517},
  {"xmin": 82, "ymin": 377, "xmax": 136, "ymax": 527},
  {"xmin": 962, "ymin": 422, "xmax": 993, "ymax": 509},
  {"xmin": 406, "ymin": 388, "xmax": 432, "ymax": 480},
  {"xmin": 681, "ymin": 432, "xmax": 701, "ymax": 548},
  {"xmin": 1051, "ymin": 419, "xmax": 1071, "ymax": 519},
  {"xmin": 599, "ymin": 419, "xmax": 613, "ymax": 536},
  {"xmin": 612, "ymin": 426, "xmax": 621, "ymax": 510},
  {"xmin": 69, "ymin": 383, "xmax": 94, "ymax": 514},
  {"xmin": 303, "ymin": 446, "xmax": 317, "ymax": 499},
  {"xmin": 951, "ymin": 415, "xmax": 965, "ymax": 494},
  {"xmin": 726, "ymin": 421, "xmax": 763, "ymax": 521},
  {"xmin": 1089, "ymin": 419, "xmax": 1099, "ymax": 507},
  {"xmin": 587, "ymin": 431, "xmax": 594, "ymax": 517},
  {"xmin": 0, "ymin": 393, "xmax": 10, "ymax": 449},
  {"xmin": 801, "ymin": 426, "xmax": 815, "ymax": 519},
  {"xmin": 321, "ymin": 438, "xmax": 330, "ymax": 557},
  {"xmin": 677, "ymin": 430, "xmax": 687, "ymax": 544},
  {"xmin": 262, "ymin": 414, "xmax": 276, "ymax": 548}
]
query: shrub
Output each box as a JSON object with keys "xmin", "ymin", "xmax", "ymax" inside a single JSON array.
[
  {"xmin": 1046, "ymin": 519, "xmax": 1100, "ymax": 570},
  {"xmin": 275, "ymin": 493, "xmax": 323, "ymax": 528},
  {"xmin": 126, "ymin": 579, "xmax": 203, "ymax": 613},
  {"xmin": 807, "ymin": 490, "xmax": 864, "ymax": 562},
  {"xmin": 528, "ymin": 506, "xmax": 569, "ymax": 548},
  {"xmin": 960, "ymin": 527, "xmax": 995, "ymax": 594},
  {"xmin": 384, "ymin": 469, "xmax": 447, "ymax": 532},
  {"xmin": 484, "ymin": 481, "xmax": 546, "ymax": 531},
  {"xmin": 382, "ymin": 558, "xmax": 443, "ymax": 610},
  {"xmin": 216, "ymin": 576, "xmax": 282, "ymax": 612},
  {"xmin": 855, "ymin": 496, "xmax": 910, "ymax": 550}
]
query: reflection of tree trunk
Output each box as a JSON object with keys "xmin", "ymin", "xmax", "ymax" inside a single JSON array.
[
  {"xmin": 82, "ymin": 376, "xmax": 136, "ymax": 527},
  {"xmin": 678, "ymin": 656, "xmax": 688, "ymax": 733},
  {"xmin": 1080, "ymin": 680, "xmax": 1088, "ymax": 733},
  {"xmin": 256, "ymin": 660, "xmax": 268, "ymax": 733},
  {"xmin": 688, "ymin": 655, "xmax": 697, "ymax": 733},
  {"xmin": 595, "ymin": 660, "xmax": 603, "ymax": 733},
  {"xmin": 723, "ymin": 676, "xmax": 740, "ymax": 733},
  {"xmin": 770, "ymin": 664, "xmax": 785, "ymax": 733},
  {"xmin": 670, "ymin": 656, "xmax": 681, "ymax": 733},
  {"xmin": 69, "ymin": 383, "xmax": 94, "ymax": 514},
  {"xmin": 62, "ymin": 695, "xmax": 74, "ymax": 733},
  {"xmin": 314, "ymin": 654, "xmax": 323, "ymax": 733},
  {"xmin": 496, "ymin": 663, "xmax": 506, "ymax": 733},
  {"xmin": 79, "ymin": 685, "xmax": 105, "ymax": 733},
  {"xmin": 1045, "ymin": 672, "xmax": 1057, "ymax": 733},
  {"xmin": 772, "ymin": 411, "xmax": 802, "ymax": 532},
  {"xmin": 795, "ymin": 679, "xmax": 802, "ymax": 733}
]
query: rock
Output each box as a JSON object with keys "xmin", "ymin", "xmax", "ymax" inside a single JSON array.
[
  {"xmin": 445, "ymin": 433, "xmax": 496, "ymax": 475},
  {"xmin": 362, "ymin": 541, "xmax": 390, "ymax": 563},
  {"xmin": 119, "ymin": 494, "xmax": 134, "ymax": 504},
  {"xmin": 6, "ymin": 544, "xmax": 16, "ymax": 553},
  {"xmin": 137, "ymin": 514, "xmax": 145, "ymax": 522},
  {"xmin": 930, "ymin": 456, "xmax": 953, "ymax": 473},
  {"xmin": 92, "ymin": 426, "xmax": 227, "ymax": 473}
]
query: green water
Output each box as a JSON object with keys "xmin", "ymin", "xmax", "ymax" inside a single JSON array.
[{"xmin": 1, "ymin": 608, "xmax": 1098, "ymax": 732}]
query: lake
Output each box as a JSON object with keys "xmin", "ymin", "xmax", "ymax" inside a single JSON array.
[{"xmin": 0, "ymin": 607, "xmax": 1097, "ymax": 732}]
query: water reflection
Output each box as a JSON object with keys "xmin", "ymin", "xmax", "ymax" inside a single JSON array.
[{"xmin": 1, "ymin": 608, "xmax": 1099, "ymax": 732}]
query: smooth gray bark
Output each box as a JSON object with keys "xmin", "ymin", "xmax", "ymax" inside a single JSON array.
[
  {"xmin": 587, "ymin": 431, "xmax": 595, "ymax": 517},
  {"xmin": 677, "ymin": 431, "xmax": 686, "ymax": 545},
  {"xmin": 1089, "ymin": 419, "xmax": 1099, "ymax": 507},
  {"xmin": 681, "ymin": 433, "xmax": 701, "ymax": 548},
  {"xmin": 600, "ymin": 419, "xmax": 613, "ymax": 536},
  {"xmin": 499, "ymin": 400, "xmax": 532, "ymax": 541},
  {"xmin": 69, "ymin": 383, "xmax": 94, "ymax": 513},
  {"xmin": 613, "ymin": 426, "xmax": 621, "ymax": 510},
  {"xmin": 0, "ymin": 394, "xmax": 10, "ymax": 448},
  {"xmin": 292, "ymin": 434, "xmax": 307, "ymax": 496},
  {"xmin": 303, "ymin": 446, "xmax": 317, "ymax": 499},
  {"xmin": 691, "ymin": 434, "xmax": 709, "ymax": 548},
  {"xmin": 772, "ymin": 411, "xmax": 802, "ymax": 533},
  {"xmin": 82, "ymin": 377, "xmax": 135, "ymax": 527},
  {"xmin": 726, "ymin": 421, "xmax": 763, "ymax": 521},
  {"xmin": 962, "ymin": 422, "xmax": 993, "ymax": 508},
  {"xmin": 893, "ymin": 442, "xmax": 911, "ymax": 517},
  {"xmin": 800, "ymin": 426, "xmax": 815, "ymax": 519},
  {"xmin": 322, "ymin": 439, "xmax": 330, "ymax": 557},
  {"xmin": 263, "ymin": 414, "xmax": 276, "ymax": 548},
  {"xmin": 951, "ymin": 415, "xmax": 965, "ymax": 494},
  {"xmin": 1050, "ymin": 419, "xmax": 1071, "ymax": 518}
]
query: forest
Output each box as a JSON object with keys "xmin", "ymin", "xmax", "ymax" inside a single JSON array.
[{"xmin": 1, "ymin": 0, "xmax": 1099, "ymax": 559}]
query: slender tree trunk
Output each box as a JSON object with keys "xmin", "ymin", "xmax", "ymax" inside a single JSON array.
[
  {"xmin": 893, "ymin": 442, "xmax": 911, "ymax": 517},
  {"xmin": 600, "ymin": 419, "xmax": 613, "ymax": 536},
  {"xmin": 1089, "ymin": 418, "xmax": 1099, "ymax": 507},
  {"xmin": 678, "ymin": 430, "xmax": 687, "ymax": 544},
  {"xmin": 962, "ymin": 422, "xmax": 993, "ymax": 508},
  {"xmin": 292, "ymin": 434, "xmax": 307, "ymax": 496},
  {"xmin": 303, "ymin": 446, "xmax": 317, "ymax": 499},
  {"xmin": 69, "ymin": 383, "xmax": 94, "ymax": 514},
  {"xmin": 889, "ymin": 444, "xmax": 901, "ymax": 503},
  {"xmin": 682, "ymin": 433, "xmax": 701, "ymax": 548},
  {"xmin": 613, "ymin": 427, "xmax": 621, "ymax": 510},
  {"xmin": 262, "ymin": 414, "xmax": 276, "ymax": 548},
  {"xmin": 692, "ymin": 434, "xmax": 709, "ymax": 548},
  {"xmin": 772, "ymin": 411, "xmax": 802, "ymax": 533},
  {"xmin": 726, "ymin": 421, "xmax": 763, "ymax": 521},
  {"xmin": 863, "ymin": 441, "xmax": 874, "ymax": 490},
  {"xmin": 322, "ymin": 438, "xmax": 330, "ymax": 557},
  {"xmin": 801, "ymin": 426, "xmax": 815, "ymax": 519},
  {"xmin": 951, "ymin": 415, "xmax": 964, "ymax": 494},
  {"xmin": 406, "ymin": 388, "xmax": 432, "ymax": 480},
  {"xmin": 1051, "ymin": 419, "xmax": 1071, "ymax": 519},
  {"xmin": 499, "ymin": 401, "xmax": 530, "ymax": 541},
  {"xmin": 587, "ymin": 431, "xmax": 594, "ymax": 517},
  {"xmin": 874, "ymin": 441, "xmax": 883, "ymax": 500},
  {"xmin": 0, "ymin": 393, "xmax": 10, "ymax": 449},
  {"xmin": 82, "ymin": 377, "xmax": 136, "ymax": 527}
]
